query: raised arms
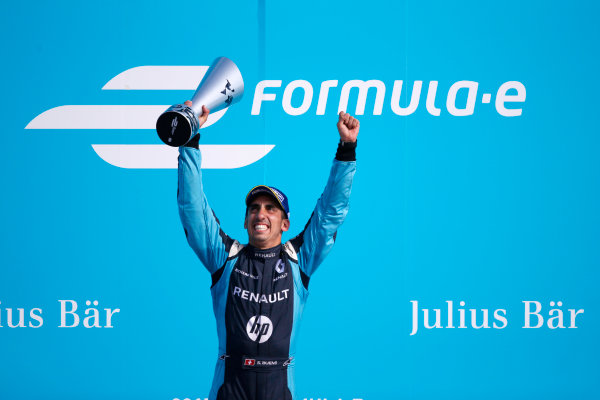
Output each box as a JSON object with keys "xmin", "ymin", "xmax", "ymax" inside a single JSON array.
[
  {"xmin": 289, "ymin": 112, "xmax": 360, "ymax": 278},
  {"xmin": 177, "ymin": 104, "xmax": 235, "ymax": 274}
]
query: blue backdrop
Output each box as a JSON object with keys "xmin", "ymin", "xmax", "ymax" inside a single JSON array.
[{"xmin": 1, "ymin": 1, "xmax": 599, "ymax": 399}]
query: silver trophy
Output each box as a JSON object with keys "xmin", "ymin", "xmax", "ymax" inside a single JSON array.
[{"xmin": 156, "ymin": 57, "xmax": 244, "ymax": 147}]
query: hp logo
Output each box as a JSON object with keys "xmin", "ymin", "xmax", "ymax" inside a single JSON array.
[{"xmin": 246, "ymin": 315, "xmax": 273, "ymax": 343}]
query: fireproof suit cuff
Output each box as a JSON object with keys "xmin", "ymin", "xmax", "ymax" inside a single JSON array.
[
  {"xmin": 335, "ymin": 140, "xmax": 357, "ymax": 161},
  {"xmin": 184, "ymin": 134, "xmax": 200, "ymax": 149}
]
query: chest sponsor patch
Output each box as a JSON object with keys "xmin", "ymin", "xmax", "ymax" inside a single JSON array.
[
  {"xmin": 233, "ymin": 286, "xmax": 290, "ymax": 303},
  {"xmin": 275, "ymin": 259, "xmax": 285, "ymax": 273},
  {"xmin": 234, "ymin": 267, "xmax": 259, "ymax": 279},
  {"xmin": 246, "ymin": 315, "xmax": 273, "ymax": 343}
]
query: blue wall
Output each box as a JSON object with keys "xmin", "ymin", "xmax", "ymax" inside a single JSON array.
[{"xmin": 1, "ymin": 1, "xmax": 599, "ymax": 399}]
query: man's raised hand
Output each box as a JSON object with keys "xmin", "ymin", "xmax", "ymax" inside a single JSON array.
[
  {"xmin": 184, "ymin": 100, "xmax": 210, "ymax": 128},
  {"xmin": 337, "ymin": 111, "xmax": 360, "ymax": 143}
]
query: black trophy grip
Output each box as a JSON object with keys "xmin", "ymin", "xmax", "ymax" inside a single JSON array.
[{"xmin": 156, "ymin": 111, "xmax": 193, "ymax": 147}]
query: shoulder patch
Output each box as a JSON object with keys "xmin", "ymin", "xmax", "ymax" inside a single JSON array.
[
  {"xmin": 228, "ymin": 240, "xmax": 245, "ymax": 259},
  {"xmin": 283, "ymin": 241, "xmax": 298, "ymax": 263}
]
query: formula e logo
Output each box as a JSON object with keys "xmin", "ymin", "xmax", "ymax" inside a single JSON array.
[
  {"xmin": 25, "ymin": 66, "xmax": 274, "ymax": 169},
  {"xmin": 221, "ymin": 79, "xmax": 235, "ymax": 106},
  {"xmin": 246, "ymin": 315, "xmax": 273, "ymax": 343},
  {"xmin": 170, "ymin": 116, "xmax": 178, "ymax": 136}
]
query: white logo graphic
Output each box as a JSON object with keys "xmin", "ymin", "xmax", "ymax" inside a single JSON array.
[
  {"xmin": 246, "ymin": 315, "xmax": 273, "ymax": 343},
  {"xmin": 252, "ymin": 79, "xmax": 526, "ymax": 117},
  {"xmin": 275, "ymin": 259, "xmax": 285, "ymax": 274},
  {"xmin": 25, "ymin": 66, "xmax": 274, "ymax": 169},
  {"xmin": 273, "ymin": 191, "xmax": 284, "ymax": 202}
]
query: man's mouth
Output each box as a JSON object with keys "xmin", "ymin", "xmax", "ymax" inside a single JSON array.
[{"xmin": 254, "ymin": 224, "xmax": 269, "ymax": 232}]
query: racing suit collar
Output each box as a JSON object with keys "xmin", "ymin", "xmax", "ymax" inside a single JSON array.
[{"xmin": 246, "ymin": 243, "xmax": 282, "ymax": 259}]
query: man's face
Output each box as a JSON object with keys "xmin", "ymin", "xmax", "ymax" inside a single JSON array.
[{"xmin": 244, "ymin": 195, "xmax": 290, "ymax": 249}]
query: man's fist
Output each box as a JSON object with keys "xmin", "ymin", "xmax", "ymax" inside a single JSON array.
[
  {"xmin": 184, "ymin": 100, "xmax": 210, "ymax": 128},
  {"xmin": 337, "ymin": 111, "xmax": 359, "ymax": 142}
]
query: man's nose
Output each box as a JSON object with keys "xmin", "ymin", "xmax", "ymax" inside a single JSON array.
[{"xmin": 257, "ymin": 206, "xmax": 267, "ymax": 219}]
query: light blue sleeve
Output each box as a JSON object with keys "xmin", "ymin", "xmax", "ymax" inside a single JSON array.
[
  {"xmin": 296, "ymin": 159, "xmax": 356, "ymax": 277},
  {"xmin": 177, "ymin": 147, "xmax": 232, "ymax": 274}
]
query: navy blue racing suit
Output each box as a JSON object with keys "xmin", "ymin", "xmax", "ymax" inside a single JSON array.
[{"xmin": 177, "ymin": 142, "xmax": 356, "ymax": 400}]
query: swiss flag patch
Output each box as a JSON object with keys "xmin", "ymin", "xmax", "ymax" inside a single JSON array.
[{"xmin": 244, "ymin": 359, "xmax": 256, "ymax": 366}]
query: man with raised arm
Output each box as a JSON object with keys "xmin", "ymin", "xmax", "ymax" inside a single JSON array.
[{"xmin": 177, "ymin": 100, "xmax": 359, "ymax": 400}]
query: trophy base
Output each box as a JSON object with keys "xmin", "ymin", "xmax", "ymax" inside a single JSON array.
[{"xmin": 156, "ymin": 105, "xmax": 199, "ymax": 147}]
